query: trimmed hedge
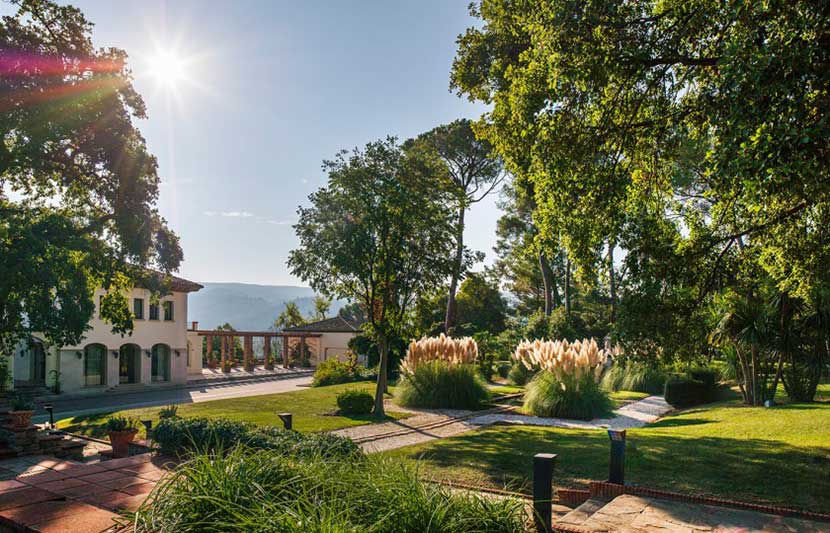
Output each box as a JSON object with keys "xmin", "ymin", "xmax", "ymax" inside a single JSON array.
[
  {"xmin": 688, "ymin": 368, "xmax": 717, "ymax": 391},
  {"xmin": 664, "ymin": 376, "xmax": 709, "ymax": 407},
  {"xmin": 151, "ymin": 417, "xmax": 360, "ymax": 458},
  {"xmin": 336, "ymin": 389, "xmax": 374, "ymax": 415}
]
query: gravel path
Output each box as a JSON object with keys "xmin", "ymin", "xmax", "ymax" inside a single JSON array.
[{"xmin": 334, "ymin": 396, "xmax": 672, "ymax": 453}]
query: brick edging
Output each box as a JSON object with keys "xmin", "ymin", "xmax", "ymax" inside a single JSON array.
[{"xmin": 589, "ymin": 481, "xmax": 830, "ymax": 523}]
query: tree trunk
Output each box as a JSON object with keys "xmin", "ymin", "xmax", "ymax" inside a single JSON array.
[
  {"xmin": 608, "ymin": 241, "xmax": 617, "ymax": 323},
  {"xmin": 539, "ymin": 251, "xmax": 554, "ymax": 316},
  {"xmin": 444, "ymin": 205, "xmax": 466, "ymax": 333},
  {"xmin": 373, "ymin": 335, "xmax": 388, "ymax": 417},
  {"xmin": 564, "ymin": 257, "xmax": 572, "ymax": 315}
]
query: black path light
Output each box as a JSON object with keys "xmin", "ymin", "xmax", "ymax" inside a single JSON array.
[
  {"xmin": 44, "ymin": 403, "xmax": 54, "ymax": 429},
  {"xmin": 607, "ymin": 429, "xmax": 626, "ymax": 484},
  {"xmin": 532, "ymin": 452, "xmax": 557, "ymax": 533},
  {"xmin": 278, "ymin": 412, "xmax": 293, "ymax": 431}
]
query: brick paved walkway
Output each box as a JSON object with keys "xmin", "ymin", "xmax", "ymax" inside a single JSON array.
[{"xmin": 0, "ymin": 453, "xmax": 167, "ymax": 532}]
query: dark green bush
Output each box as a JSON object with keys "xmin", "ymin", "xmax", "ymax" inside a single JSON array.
[
  {"xmin": 508, "ymin": 361, "xmax": 534, "ymax": 385},
  {"xmin": 336, "ymin": 389, "xmax": 374, "ymax": 415},
  {"xmin": 688, "ymin": 368, "xmax": 717, "ymax": 391},
  {"xmin": 496, "ymin": 362, "xmax": 512, "ymax": 379},
  {"xmin": 523, "ymin": 371, "xmax": 613, "ymax": 420},
  {"xmin": 664, "ymin": 376, "xmax": 709, "ymax": 407},
  {"xmin": 396, "ymin": 361, "xmax": 490, "ymax": 410},
  {"xmin": 600, "ymin": 362, "xmax": 667, "ymax": 394},
  {"xmin": 133, "ymin": 449, "xmax": 526, "ymax": 532},
  {"xmin": 151, "ymin": 417, "xmax": 360, "ymax": 458}
]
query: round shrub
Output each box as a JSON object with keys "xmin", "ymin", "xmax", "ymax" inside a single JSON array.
[
  {"xmin": 396, "ymin": 361, "xmax": 490, "ymax": 410},
  {"xmin": 508, "ymin": 361, "xmax": 533, "ymax": 385},
  {"xmin": 336, "ymin": 389, "xmax": 374, "ymax": 415},
  {"xmin": 664, "ymin": 376, "xmax": 708, "ymax": 407},
  {"xmin": 523, "ymin": 371, "xmax": 613, "ymax": 420}
]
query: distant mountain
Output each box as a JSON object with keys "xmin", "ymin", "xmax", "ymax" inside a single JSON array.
[{"xmin": 187, "ymin": 282, "xmax": 346, "ymax": 331}]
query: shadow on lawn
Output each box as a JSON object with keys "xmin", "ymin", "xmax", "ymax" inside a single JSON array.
[{"xmin": 407, "ymin": 428, "xmax": 830, "ymax": 512}]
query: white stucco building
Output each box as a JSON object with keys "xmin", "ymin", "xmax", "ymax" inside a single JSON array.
[
  {"xmin": 13, "ymin": 275, "xmax": 203, "ymax": 395},
  {"xmin": 282, "ymin": 316, "xmax": 363, "ymax": 365}
]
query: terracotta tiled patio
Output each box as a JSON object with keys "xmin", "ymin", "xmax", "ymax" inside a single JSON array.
[{"xmin": 0, "ymin": 453, "xmax": 168, "ymax": 532}]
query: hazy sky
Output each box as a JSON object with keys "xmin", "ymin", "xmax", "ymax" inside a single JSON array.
[{"xmin": 57, "ymin": 0, "xmax": 501, "ymax": 286}]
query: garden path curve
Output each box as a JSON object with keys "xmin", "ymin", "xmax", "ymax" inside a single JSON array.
[{"xmin": 332, "ymin": 396, "xmax": 672, "ymax": 453}]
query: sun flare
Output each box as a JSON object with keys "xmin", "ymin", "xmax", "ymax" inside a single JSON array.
[{"xmin": 147, "ymin": 50, "xmax": 187, "ymax": 87}]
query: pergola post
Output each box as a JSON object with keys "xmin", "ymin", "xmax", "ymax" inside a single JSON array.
[
  {"xmin": 300, "ymin": 336, "xmax": 307, "ymax": 367},
  {"xmin": 282, "ymin": 335, "xmax": 289, "ymax": 368},
  {"xmin": 220, "ymin": 335, "xmax": 229, "ymax": 373},
  {"xmin": 205, "ymin": 335, "xmax": 214, "ymax": 367},
  {"xmin": 243, "ymin": 335, "xmax": 254, "ymax": 371},
  {"xmin": 263, "ymin": 336, "xmax": 273, "ymax": 370}
]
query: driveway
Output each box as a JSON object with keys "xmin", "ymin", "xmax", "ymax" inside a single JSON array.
[{"xmin": 33, "ymin": 375, "xmax": 313, "ymax": 424}]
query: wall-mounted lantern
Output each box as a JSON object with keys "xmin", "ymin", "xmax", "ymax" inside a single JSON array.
[
  {"xmin": 174, "ymin": 350, "xmax": 181, "ymax": 358},
  {"xmin": 111, "ymin": 350, "xmax": 119, "ymax": 359},
  {"xmin": 75, "ymin": 351, "xmax": 83, "ymax": 360},
  {"xmin": 144, "ymin": 349, "xmax": 152, "ymax": 358}
]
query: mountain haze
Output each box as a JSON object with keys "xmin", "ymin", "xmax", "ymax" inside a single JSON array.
[{"xmin": 188, "ymin": 282, "xmax": 346, "ymax": 331}]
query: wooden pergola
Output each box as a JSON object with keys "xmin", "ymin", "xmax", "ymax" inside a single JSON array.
[{"xmin": 193, "ymin": 329, "xmax": 322, "ymax": 372}]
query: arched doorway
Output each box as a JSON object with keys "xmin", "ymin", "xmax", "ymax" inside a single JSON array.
[
  {"xmin": 119, "ymin": 344, "xmax": 141, "ymax": 384},
  {"xmin": 30, "ymin": 340, "xmax": 46, "ymax": 384},
  {"xmin": 151, "ymin": 343, "xmax": 171, "ymax": 382},
  {"xmin": 84, "ymin": 343, "xmax": 107, "ymax": 386}
]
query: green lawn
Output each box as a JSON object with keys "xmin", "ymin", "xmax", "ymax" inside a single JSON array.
[
  {"xmin": 58, "ymin": 382, "xmax": 409, "ymax": 439},
  {"xmin": 487, "ymin": 384, "xmax": 524, "ymax": 396},
  {"xmin": 388, "ymin": 390, "xmax": 830, "ymax": 512}
]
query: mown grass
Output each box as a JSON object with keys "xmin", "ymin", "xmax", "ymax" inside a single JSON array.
[
  {"xmin": 57, "ymin": 382, "xmax": 409, "ymax": 439},
  {"xmin": 387, "ymin": 385, "xmax": 830, "ymax": 512}
]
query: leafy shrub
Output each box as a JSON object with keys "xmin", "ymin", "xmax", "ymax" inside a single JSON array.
[
  {"xmin": 600, "ymin": 362, "xmax": 667, "ymax": 394},
  {"xmin": 396, "ymin": 361, "xmax": 490, "ymax": 409},
  {"xmin": 9, "ymin": 393, "xmax": 34, "ymax": 412},
  {"xmin": 133, "ymin": 448, "xmax": 526, "ymax": 532},
  {"xmin": 508, "ymin": 361, "xmax": 533, "ymax": 385},
  {"xmin": 151, "ymin": 417, "xmax": 359, "ymax": 458},
  {"xmin": 336, "ymin": 390, "xmax": 374, "ymax": 415},
  {"xmin": 664, "ymin": 376, "xmax": 709, "ymax": 407},
  {"xmin": 105, "ymin": 416, "xmax": 136, "ymax": 432},
  {"xmin": 688, "ymin": 368, "xmax": 717, "ymax": 391},
  {"xmin": 496, "ymin": 362, "xmax": 512, "ymax": 379},
  {"xmin": 523, "ymin": 371, "xmax": 613, "ymax": 420},
  {"xmin": 158, "ymin": 405, "xmax": 179, "ymax": 419}
]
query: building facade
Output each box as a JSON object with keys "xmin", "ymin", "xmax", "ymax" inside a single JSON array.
[
  {"xmin": 282, "ymin": 316, "xmax": 363, "ymax": 365},
  {"xmin": 13, "ymin": 276, "xmax": 203, "ymax": 395}
]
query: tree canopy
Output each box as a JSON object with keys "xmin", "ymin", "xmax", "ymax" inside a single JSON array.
[{"xmin": 1, "ymin": 0, "xmax": 182, "ymax": 355}]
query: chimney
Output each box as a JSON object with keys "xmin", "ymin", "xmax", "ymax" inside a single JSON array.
[{"xmin": 191, "ymin": 321, "xmax": 199, "ymax": 331}]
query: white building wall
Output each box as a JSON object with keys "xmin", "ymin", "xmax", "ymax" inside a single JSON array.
[{"xmin": 318, "ymin": 332, "xmax": 357, "ymax": 362}]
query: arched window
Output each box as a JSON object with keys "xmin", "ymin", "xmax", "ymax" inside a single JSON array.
[
  {"xmin": 84, "ymin": 344, "xmax": 107, "ymax": 386},
  {"xmin": 151, "ymin": 343, "xmax": 171, "ymax": 382}
]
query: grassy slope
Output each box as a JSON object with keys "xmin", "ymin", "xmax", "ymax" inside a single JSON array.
[
  {"xmin": 58, "ymin": 382, "xmax": 408, "ymax": 439},
  {"xmin": 389, "ymin": 385, "xmax": 830, "ymax": 512}
]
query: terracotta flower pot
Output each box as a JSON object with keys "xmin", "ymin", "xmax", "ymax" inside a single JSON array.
[
  {"xmin": 8, "ymin": 410, "xmax": 34, "ymax": 429},
  {"xmin": 109, "ymin": 428, "xmax": 138, "ymax": 458}
]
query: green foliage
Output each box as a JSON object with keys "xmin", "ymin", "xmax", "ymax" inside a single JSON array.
[
  {"xmin": 664, "ymin": 377, "xmax": 710, "ymax": 408},
  {"xmin": 396, "ymin": 362, "xmax": 490, "ymax": 410},
  {"xmin": 600, "ymin": 362, "xmax": 667, "ymax": 395},
  {"xmin": 0, "ymin": 1, "xmax": 183, "ymax": 355},
  {"xmin": 10, "ymin": 393, "xmax": 34, "ymax": 412},
  {"xmin": 688, "ymin": 369, "xmax": 717, "ymax": 392},
  {"xmin": 336, "ymin": 390, "xmax": 374, "ymax": 415},
  {"xmin": 349, "ymin": 333, "xmax": 406, "ymax": 380},
  {"xmin": 312, "ymin": 357, "xmax": 370, "ymax": 387},
  {"xmin": 523, "ymin": 371, "xmax": 613, "ymax": 421},
  {"xmin": 158, "ymin": 405, "xmax": 179, "ymax": 420},
  {"xmin": 496, "ymin": 362, "xmax": 511, "ymax": 379},
  {"xmin": 151, "ymin": 417, "xmax": 360, "ymax": 459},
  {"xmin": 0, "ymin": 356, "xmax": 10, "ymax": 392},
  {"xmin": 105, "ymin": 416, "xmax": 136, "ymax": 432},
  {"xmin": 455, "ymin": 274, "xmax": 507, "ymax": 335},
  {"xmin": 274, "ymin": 302, "xmax": 306, "ymax": 330},
  {"xmin": 289, "ymin": 137, "xmax": 458, "ymax": 416},
  {"xmin": 508, "ymin": 362, "xmax": 533, "ymax": 386},
  {"xmin": 132, "ymin": 448, "xmax": 526, "ymax": 532},
  {"xmin": 48, "ymin": 369, "xmax": 62, "ymax": 395},
  {"xmin": 473, "ymin": 331, "xmax": 497, "ymax": 381}
]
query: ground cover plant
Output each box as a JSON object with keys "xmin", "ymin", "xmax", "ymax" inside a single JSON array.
[
  {"xmin": 56, "ymin": 383, "xmax": 409, "ymax": 438},
  {"xmin": 515, "ymin": 338, "xmax": 612, "ymax": 419},
  {"xmin": 396, "ymin": 334, "xmax": 490, "ymax": 409},
  {"xmin": 132, "ymin": 447, "xmax": 527, "ymax": 532},
  {"xmin": 386, "ymin": 385, "xmax": 830, "ymax": 512}
]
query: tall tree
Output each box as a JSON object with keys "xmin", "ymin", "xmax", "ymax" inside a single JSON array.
[
  {"xmin": 409, "ymin": 119, "xmax": 503, "ymax": 333},
  {"xmin": 1, "ymin": 0, "xmax": 182, "ymax": 356},
  {"xmin": 289, "ymin": 138, "xmax": 457, "ymax": 416}
]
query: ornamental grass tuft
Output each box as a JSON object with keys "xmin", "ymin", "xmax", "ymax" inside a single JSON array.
[
  {"xmin": 131, "ymin": 447, "xmax": 527, "ymax": 532},
  {"xmin": 396, "ymin": 361, "xmax": 490, "ymax": 410}
]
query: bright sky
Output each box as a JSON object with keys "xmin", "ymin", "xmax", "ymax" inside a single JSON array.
[{"xmin": 63, "ymin": 0, "xmax": 501, "ymax": 285}]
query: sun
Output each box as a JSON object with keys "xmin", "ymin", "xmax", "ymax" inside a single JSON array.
[{"xmin": 147, "ymin": 50, "xmax": 188, "ymax": 88}]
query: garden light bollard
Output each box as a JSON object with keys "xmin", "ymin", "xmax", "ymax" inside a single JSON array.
[
  {"xmin": 608, "ymin": 429, "xmax": 626, "ymax": 484},
  {"xmin": 278, "ymin": 412, "xmax": 293, "ymax": 430},
  {"xmin": 44, "ymin": 404, "xmax": 54, "ymax": 429},
  {"xmin": 533, "ymin": 452, "xmax": 557, "ymax": 533}
]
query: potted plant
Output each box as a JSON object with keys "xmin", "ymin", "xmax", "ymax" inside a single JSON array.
[
  {"xmin": 8, "ymin": 394, "xmax": 35, "ymax": 428},
  {"xmin": 106, "ymin": 416, "xmax": 138, "ymax": 457}
]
